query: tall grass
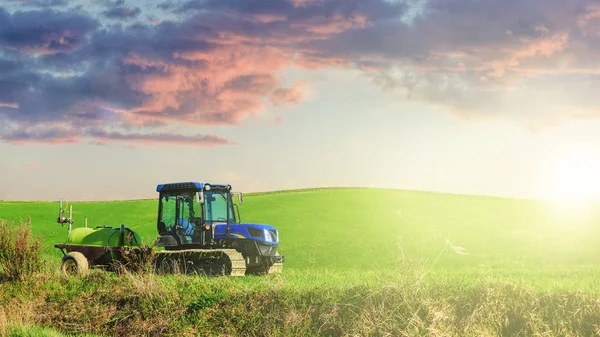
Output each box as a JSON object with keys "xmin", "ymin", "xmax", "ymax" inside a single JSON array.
[
  {"xmin": 0, "ymin": 217, "xmax": 44, "ymax": 282},
  {"xmin": 2, "ymin": 267, "xmax": 600, "ymax": 336}
]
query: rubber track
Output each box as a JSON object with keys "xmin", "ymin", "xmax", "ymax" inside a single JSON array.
[
  {"xmin": 226, "ymin": 249, "xmax": 247, "ymax": 277},
  {"xmin": 155, "ymin": 249, "xmax": 246, "ymax": 277}
]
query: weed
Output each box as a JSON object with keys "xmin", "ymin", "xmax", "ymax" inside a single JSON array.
[
  {"xmin": 113, "ymin": 246, "xmax": 157, "ymax": 275},
  {"xmin": 187, "ymin": 289, "xmax": 227, "ymax": 312},
  {"xmin": 0, "ymin": 217, "xmax": 44, "ymax": 282}
]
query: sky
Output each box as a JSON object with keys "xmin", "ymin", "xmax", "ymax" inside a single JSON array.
[{"xmin": 2, "ymin": 0, "xmax": 600, "ymax": 201}]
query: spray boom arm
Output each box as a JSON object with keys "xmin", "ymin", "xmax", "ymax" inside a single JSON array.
[{"xmin": 56, "ymin": 198, "xmax": 73, "ymax": 233}]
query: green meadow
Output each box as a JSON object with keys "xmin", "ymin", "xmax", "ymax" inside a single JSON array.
[{"xmin": 2, "ymin": 188, "xmax": 600, "ymax": 336}]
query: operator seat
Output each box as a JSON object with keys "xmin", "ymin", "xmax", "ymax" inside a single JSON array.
[{"xmin": 177, "ymin": 218, "xmax": 194, "ymax": 243}]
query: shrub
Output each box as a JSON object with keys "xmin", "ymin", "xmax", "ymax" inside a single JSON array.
[
  {"xmin": 114, "ymin": 246, "xmax": 157, "ymax": 275},
  {"xmin": 0, "ymin": 217, "xmax": 44, "ymax": 282}
]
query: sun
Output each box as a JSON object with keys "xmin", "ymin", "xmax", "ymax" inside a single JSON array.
[{"xmin": 548, "ymin": 145, "xmax": 600, "ymax": 201}]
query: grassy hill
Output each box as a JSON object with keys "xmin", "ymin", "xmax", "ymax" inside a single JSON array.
[
  {"xmin": 3, "ymin": 187, "xmax": 600, "ymax": 336},
  {"xmin": 2, "ymin": 187, "xmax": 600, "ymax": 272}
]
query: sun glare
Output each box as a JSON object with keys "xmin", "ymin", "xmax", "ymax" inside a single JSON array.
[{"xmin": 548, "ymin": 145, "xmax": 600, "ymax": 201}]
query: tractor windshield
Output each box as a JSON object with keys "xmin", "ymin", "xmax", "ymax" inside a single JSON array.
[{"xmin": 204, "ymin": 191, "xmax": 236, "ymax": 223}]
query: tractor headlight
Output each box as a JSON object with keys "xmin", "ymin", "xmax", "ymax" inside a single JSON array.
[
  {"xmin": 263, "ymin": 228, "xmax": 273, "ymax": 242},
  {"xmin": 205, "ymin": 184, "xmax": 211, "ymax": 191}
]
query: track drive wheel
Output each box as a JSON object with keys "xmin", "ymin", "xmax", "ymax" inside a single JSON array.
[{"xmin": 60, "ymin": 252, "xmax": 89, "ymax": 276}]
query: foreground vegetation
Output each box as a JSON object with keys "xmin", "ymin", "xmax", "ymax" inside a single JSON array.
[
  {"xmin": 2, "ymin": 188, "xmax": 600, "ymax": 336},
  {"xmin": 3, "ymin": 265, "xmax": 600, "ymax": 336}
]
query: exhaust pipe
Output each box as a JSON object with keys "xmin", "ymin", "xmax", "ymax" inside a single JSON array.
[
  {"xmin": 119, "ymin": 224, "xmax": 125, "ymax": 248},
  {"xmin": 69, "ymin": 204, "xmax": 72, "ymax": 234}
]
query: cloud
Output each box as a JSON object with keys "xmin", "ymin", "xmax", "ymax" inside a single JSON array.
[
  {"xmin": 87, "ymin": 129, "xmax": 235, "ymax": 146},
  {"xmin": 0, "ymin": 8, "xmax": 99, "ymax": 55},
  {"xmin": 103, "ymin": 6, "xmax": 142, "ymax": 19},
  {"xmin": 0, "ymin": 102, "xmax": 19, "ymax": 109},
  {"xmin": 1, "ymin": 2, "xmax": 408, "ymax": 145},
  {"xmin": 160, "ymin": 0, "xmax": 600, "ymax": 127},
  {"xmin": 6, "ymin": 0, "xmax": 68, "ymax": 7},
  {"xmin": 0, "ymin": 123, "xmax": 235, "ymax": 146},
  {"xmin": 2, "ymin": 0, "xmax": 600, "ymax": 146},
  {"xmin": 268, "ymin": 80, "xmax": 309, "ymax": 106},
  {"xmin": 0, "ymin": 123, "xmax": 82, "ymax": 145},
  {"xmin": 307, "ymin": 0, "xmax": 600, "ymax": 126}
]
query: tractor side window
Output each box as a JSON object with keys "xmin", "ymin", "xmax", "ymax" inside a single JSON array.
[{"xmin": 161, "ymin": 196, "xmax": 177, "ymax": 231}]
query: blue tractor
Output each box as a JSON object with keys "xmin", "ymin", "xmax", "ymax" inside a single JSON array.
[{"xmin": 153, "ymin": 182, "xmax": 284, "ymax": 276}]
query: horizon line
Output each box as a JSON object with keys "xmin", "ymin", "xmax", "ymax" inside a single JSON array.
[{"xmin": 1, "ymin": 186, "xmax": 596, "ymax": 203}]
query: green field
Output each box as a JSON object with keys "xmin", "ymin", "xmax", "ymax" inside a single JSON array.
[{"xmin": 2, "ymin": 188, "xmax": 600, "ymax": 336}]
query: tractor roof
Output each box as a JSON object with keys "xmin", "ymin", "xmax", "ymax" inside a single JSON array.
[{"xmin": 156, "ymin": 182, "xmax": 231, "ymax": 192}]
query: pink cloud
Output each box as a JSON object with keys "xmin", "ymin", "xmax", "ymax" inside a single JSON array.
[
  {"xmin": 97, "ymin": 6, "xmax": 381, "ymax": 130},
  {"xmin": 0, "ymin": 124, "xmax": 235, "ymax": 147},
  {"xmin": 293, "ymin": 54, "xmax": 350, "ymax": 69},
  {"xmin": 117, "ymin": 45, "xmax": 301, "ymax": 126},
  {"xmin": 291, "ymin": 13, "xmax": 370, "ymax": 35},
  {"xmin": 269, "ymin": 81, "xmax": 309, "ymax": 106},
  {"xmin": 25, "ymin": 162, "xmax": 38, "ymax": 168},
  {"xmin": 3, "ymin": 124, "xmax": 82, "ymax": 145},
  {"xmin": 87, "ymin": 129, "xmax": 237, "ymax": 147},
  {"xmin": 267, "ymin": 116, "xmax": 285, "ymax": 125},
  {"xmin": 578, "ymin": 4, "xmax": 600, "ymax": 30},
  {"xmin": 0, "ymin": 103, "xmax": 19, "ymax": 109}
]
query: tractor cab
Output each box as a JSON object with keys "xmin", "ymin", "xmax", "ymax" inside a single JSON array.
[{"xmin": 156, "ymin": 182, "xmax": 240, "ymax": 249}]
